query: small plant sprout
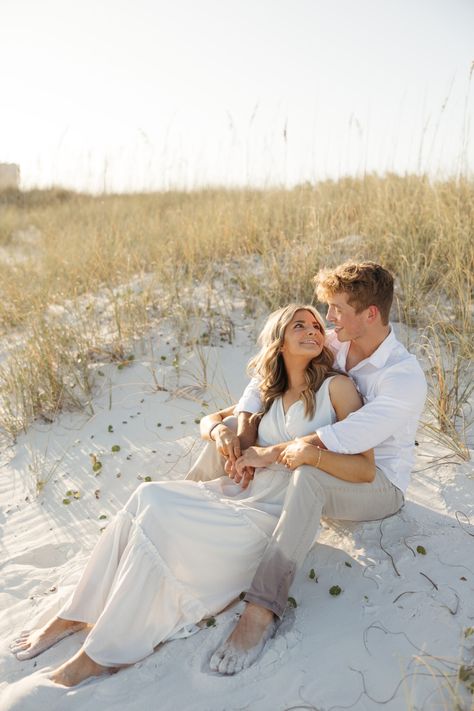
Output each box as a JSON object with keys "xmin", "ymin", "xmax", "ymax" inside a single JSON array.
[
  {"xmin": 108, "ymin": 425, "xmax": 114, "ymax": 433},
  {"xmin": 329, "ymin": 585, "xmax": 342, "ymax": 596},
  {"xmin": 416, "ymin": 545, "xmax": 427, "ymax": 555},
  {"xmin": 111, "ymin": 445, "xmax": 120, "ymax": 452},
  {"xmin": 309, "ymin": 568, "xmax": 318, "ymax": 581},
  {"xmin": 287, "ymin": 596, "xmax": 297, "ymax": 608},
  {"xmin": 344, "ymin": 561, "xmax": 352, "ymax": 567},
  {"xmin": 90, "ymin": 454, "xmax": 102, "ymax": 473},
  {"xmin": 64, "ymin": 490, "xmax": 80, "ymax": 503},
  {"xmin": 206, "ymin": 617, "xmax": 216, "ymax": 627}
]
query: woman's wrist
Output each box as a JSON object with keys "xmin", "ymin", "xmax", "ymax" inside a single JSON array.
[
  {"xmin": 267, "ymin": 444, "xmax": 282, "ymax": 463},
  {"xmin": 310, "ymin": 445, "xmax": 323, "ymax": 468}
]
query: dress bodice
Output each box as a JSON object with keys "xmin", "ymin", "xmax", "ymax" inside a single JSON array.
[{"xmin": 257, "ymin": 376, "xmax": 337, "ymax": 447}]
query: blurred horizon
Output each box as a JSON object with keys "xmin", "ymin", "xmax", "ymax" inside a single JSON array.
[{"xmin": 1, "ymin": 0, "xmax": 473, "ymax": 193}]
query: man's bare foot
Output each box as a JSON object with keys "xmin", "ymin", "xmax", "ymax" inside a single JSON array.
[
  {"xmin": 10, "ymin": 617, "xmax": 87, "ymax": 661},
  {"xmin": 210, "ymin": 603, "xmax": 276, "ymax": 675},
  {"xmin": 50, "ymin": 648, "xmax": 115, "ymax": 687}
]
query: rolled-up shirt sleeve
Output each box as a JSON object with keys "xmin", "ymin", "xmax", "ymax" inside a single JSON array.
[
  {"xmin": 317, "ymin": 366, "xmax": 427, "ymax": 453},
  {"xmin": 235, "ymin": 377, "xmax": 263, "ymax": 414}
]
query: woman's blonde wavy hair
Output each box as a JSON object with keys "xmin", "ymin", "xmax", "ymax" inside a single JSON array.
[{"xmin": 248, "ymin": 304, "xmax": 338, "ymax": 419}]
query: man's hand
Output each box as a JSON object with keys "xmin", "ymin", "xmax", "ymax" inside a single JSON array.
[
  {"xmin": 277, "ymin": 440, "xmax": 315, "ymax": 470},
  {"xmin": 213, "ymin": 425, "xmax": 242, "ymax": 470}
]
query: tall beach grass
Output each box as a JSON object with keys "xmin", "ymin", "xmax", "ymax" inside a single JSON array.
[{"xmin": 0, "ymin": 175, "xmax": 472, "ymax": 456}]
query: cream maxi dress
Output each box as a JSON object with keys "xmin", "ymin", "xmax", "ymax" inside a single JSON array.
[{"xmin": 59, "ymin": 378, "xmax": 337, "ymax": 666}]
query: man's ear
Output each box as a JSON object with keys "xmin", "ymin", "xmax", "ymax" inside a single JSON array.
[{"xmin": 367, "ymin": 305, "xmax": 379, "ymax": 322}]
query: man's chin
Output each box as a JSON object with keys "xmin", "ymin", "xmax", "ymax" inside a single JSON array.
[{"xmin": 334, "ymin": 329, "xmax": 348, "ymax": 342}]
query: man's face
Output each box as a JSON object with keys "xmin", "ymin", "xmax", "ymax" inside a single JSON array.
[{"xmin": 325, "ymin": 291, "xmax": 367, "ymax": 342}]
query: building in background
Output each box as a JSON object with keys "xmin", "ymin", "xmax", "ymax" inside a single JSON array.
[{"xmin": 0, "ymin": 164, "xmax": 20, "ymax": 189}]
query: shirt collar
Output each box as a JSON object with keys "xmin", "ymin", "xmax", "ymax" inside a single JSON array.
[
  {"xmin": 327, "ymin": 326, "xmax": 396, "ymax": 372},
  {"xmin": 351, "ymin": 326, "xmax": 396, "ymax": 370}
]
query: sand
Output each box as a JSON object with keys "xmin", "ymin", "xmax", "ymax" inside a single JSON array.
[{"xmin": 0, "ymin": 307, "xmax": 473, "ymax": 710}]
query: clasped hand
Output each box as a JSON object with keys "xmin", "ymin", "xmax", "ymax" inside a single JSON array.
[
  {"xmin": 276, "ymin": 440, "xmax": 311, "ymax": 470},
  {"xmin": 214, "ymin": 426, "xmax": 254, "ymax": 489},
  {"xmin": 232, "ymin": 445, "xmax": 276, "ymax": 488}
]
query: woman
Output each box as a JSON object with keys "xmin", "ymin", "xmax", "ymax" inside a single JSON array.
[{"xmin": 10, "ymin": 304, "xmax": 376, "ymax": 686}]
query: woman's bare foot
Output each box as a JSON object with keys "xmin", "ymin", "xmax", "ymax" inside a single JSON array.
[
  {"xmin": 50, "ymin": 648, "xmax": 115, "ymax": 687},
  {"xmin": 210, "ymin": 603, "xmax": 276, "ymax": 675},
  {"xmin": 10, "ymin": 617, "xmax": 87, "ymax": 660}
]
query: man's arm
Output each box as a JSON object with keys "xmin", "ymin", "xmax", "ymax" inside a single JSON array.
[
  {"xmin": 316, "ymin": 366, "xmax": 427, "ymax": 454},
  {"xmin": 237, "ymin": 411, "xmax": 259, "ymax": 450}
]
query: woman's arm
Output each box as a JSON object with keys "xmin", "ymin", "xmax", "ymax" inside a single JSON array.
[{"xmin": 278, "ymin": 376, "xmax": 375, "ymax": 483}]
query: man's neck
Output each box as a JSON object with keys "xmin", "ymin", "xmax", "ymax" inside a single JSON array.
[{"xmin": 346, "ymin": 325, "xmax": 391, "ymax": 369}]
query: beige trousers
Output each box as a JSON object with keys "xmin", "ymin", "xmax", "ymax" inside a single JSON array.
[{"xmin": 186, "ymin": 419, "xmax": 404, "ymax": 618}]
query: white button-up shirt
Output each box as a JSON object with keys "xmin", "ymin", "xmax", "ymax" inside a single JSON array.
[{"xmin": 236, "ymin": 328, "xmax": 427, "ymax": 493}]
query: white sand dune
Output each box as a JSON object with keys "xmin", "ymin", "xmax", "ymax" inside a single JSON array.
[{"xmin": 1, "ymin": 311, "xmax": 473, "ymax": 710}]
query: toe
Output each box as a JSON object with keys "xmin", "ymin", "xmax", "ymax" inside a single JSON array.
[
  {"xmin": 218, "ymin": 649, "xmax": 237, "ymax": 675},
  {"xmin": 209, "ymin": 647, "xmax": 225, "ymax": 672},
  {"xmin": 11, "ymin": 634, "xmax": 29, "ymax": 646},
  {"xmin": 16, "ymin": 649, "xmax": 34, "ymax": 661}
]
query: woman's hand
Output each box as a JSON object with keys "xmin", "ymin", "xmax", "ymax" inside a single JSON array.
[
  {"xmin": 235, "ymin": 446, "xmax": 276, "ymax": 471},
  {"xmin": 277, "ymin": 440, "xmax": 317, "ymax": 470},
  {"xmin": 232, "ymin": 445, "xmax": 276, "ymax": 489}
]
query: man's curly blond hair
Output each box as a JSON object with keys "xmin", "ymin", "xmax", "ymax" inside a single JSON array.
[{"xmin": 314, "ymin": 261, "xmax": 393, "ymax": 324}]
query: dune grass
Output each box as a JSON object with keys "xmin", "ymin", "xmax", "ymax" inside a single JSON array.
[{"xmin": 0, "ymin": 175, "xmax": 472, "ymax": 454}]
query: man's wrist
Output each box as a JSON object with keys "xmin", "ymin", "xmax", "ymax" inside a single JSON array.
[{"xmin": 209, "ymin": 422, "xmax": 225, "ymax": 441}]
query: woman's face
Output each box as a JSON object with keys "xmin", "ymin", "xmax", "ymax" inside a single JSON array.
[{"xmin": 280, "ymin": 309, "xmax": 325, "ymax": 360}]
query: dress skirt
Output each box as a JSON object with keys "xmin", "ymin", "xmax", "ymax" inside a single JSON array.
[
  {"xmin": 59, "ymin": 379, "xmax": 337, "ymax": 666},
  {"xmin": 59, "ymin": 480, "xmax": 278, "ymax": 666}
]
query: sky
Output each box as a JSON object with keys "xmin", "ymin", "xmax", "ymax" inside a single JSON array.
[{"xmin": 0, "ymin": 0, "xmax": 473, "ymax": 192}]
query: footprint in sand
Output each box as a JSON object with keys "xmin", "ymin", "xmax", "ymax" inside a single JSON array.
[{"xmin": 5, "ymin": 543, "xmax": 79, "ymax": 569}]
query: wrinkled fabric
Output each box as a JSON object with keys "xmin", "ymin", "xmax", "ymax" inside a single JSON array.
[{"xmin": 60, "ymin": 379, "xmax": 337, "ymax": 665}]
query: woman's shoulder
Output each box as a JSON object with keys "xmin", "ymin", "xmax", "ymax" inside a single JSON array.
[
  {"xmin": 327, "ymin": 374, "xmax": 362, "ymax": 415},
  {"xmin": 327, "ymin": 373, "xmax": 358, "ymax": 399}
]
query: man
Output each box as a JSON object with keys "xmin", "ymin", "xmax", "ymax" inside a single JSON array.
[{"xmin": 187, "ymin": 261, "xmax": 427, "ymax": 674}]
